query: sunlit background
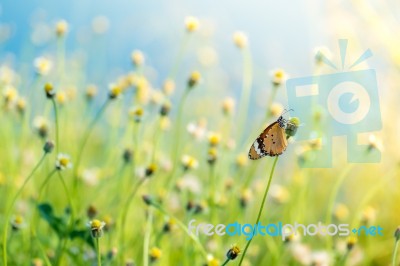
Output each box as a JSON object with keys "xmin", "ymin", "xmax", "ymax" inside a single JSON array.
[{"xmin": 1, "ymin": 0, "xmax": 400, "ymax": 265}]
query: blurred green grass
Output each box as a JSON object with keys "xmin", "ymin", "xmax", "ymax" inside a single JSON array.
[{"xmin": 0, "ymin": 10, "xmax": 400, "ymax": 266}]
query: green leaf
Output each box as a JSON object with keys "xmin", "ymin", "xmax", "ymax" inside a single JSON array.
[
  {"xmin": 37, "ymin": 203, "xmax": 68, "ymax": 238},
  {"xmin": 70, "ymin": 229, "xmax": 95, "ymax": 249}
]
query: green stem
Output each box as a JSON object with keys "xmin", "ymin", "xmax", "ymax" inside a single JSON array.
[
  {"xmin": 237, "ymin": 48, "xmax": 253, "ymax": 144},
  {"xmin": 31, "ymin": 169, "xmax": 57, "ymax": 233},
  {"xmin": 37, "ymin": 170, "xmax": 57, "ymax": 201},
  {"xmin": 96, "ymin": 237, "xmax": 101, "ymax": 266},
  {"xmin": 57, "ymin": 37, "xmax": 65, "ymax": 84},
  {"xmin": 111, "ymin": 164, "xmax": 127, "ymax": 207},
  {"xmin": 339, "ymin": 250, "xmax": 349, "ymax": 266},
  {"xmin": 168, "ymin": 33, "xmax": 189, "ymax": 80},
  {"xmin": 118, "ymin": 178, "xmax": 146, "ymax": 263},
  {"xmin": 238, "ymin": 156, "xmax": 279, "ymax": 266},
  {"xmin": 2, "ymin": 153, "xmax": 47, "ymax": 266},
  {"xmin": 143, "ymin": 208, "xmax": 153, "ymax": 266},
  {"xmin": 31, "ymin": 235, "xmax": 52, "ymax": 266},
  {"xmin": 266, "ymin": 86, "xmax": 278, "ymax": 117},
  {"xmin": 31, "ymin": 169, "xmax": 58, "ymax": 248},
  {"xmin": 165, "ymin": 90, "xmax": 189, "ymax": 191},
  {"xmin": 57, "ymin": 171, "xmax": 75, "ymax": 220},
  {"xmin": 393, "ymin": 240, "xmax": 399, "ymax": 266},
  {"xmin": 151, "ymin": 117, "xmax": 162, "ymax": 164},
  {"xmin": 221, "ymin": 258, "xmax": 230, "ymax": 266},
  {"xmin": 74, "ymin": 100, "xmax": 109, "ymax": 198},
  {"xmin": 150, "ymin": 201, "xmax": 208, "ymax": 259},
  {"xmin": 209, "ymin": 164, "xmax": 216, "ymax": 224},
  {"xmin": 172, "ymin": 90, "xmax": 188, "ymax": 162},
  {"xmin": 242, "ymin": 83, "xmax": 278, "ymax": 152},
  {"xmin": 54, "ymin": 238, "xmax": 67, "ymax": 266},
  {"xmin": 132, "ymin": 121, "xmax": 139, "ymax": 174},
  {"xmin": 51, "ymin": 98, "xmax": 60, "ymax": 154},
  {"xmin": 325, "ymin": 164, "xmax": 353, "ymax": 249}
]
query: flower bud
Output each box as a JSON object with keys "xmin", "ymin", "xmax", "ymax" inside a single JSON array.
[
  {"xmin": 145, "ymin": 164, "xmax": 156, "ymax": 177},
  {"xmin": 149, "ymin": 247, "xmax": 162, "ymax": 262},
  {"xmin": 346, "ymin": 236, "xmax": 357, "ymax": 251},
  {"xmin": 187, "ymin": 71, "xmax": 201, "ymax": 88},
  {"xmin": 226, "ymin": 245, "xmax": 240, "ymax": 260},
  {"xmin": 43, "ymin": 141, "xmax": 55, "ymax": 153},
  {"xmin": 107, "ymin": 248, "xmax": 118, "ymax": 260},
  {"xmin": 55, "ymin": 20, "xmax": 68, "ymax": 37},
  {"xmin": 44, "ymin": 83, "xmax": 55, "ymax": 99},
  {"xmin": 160, "ymin": 103, "xmax": 171, "ymax": 117},
  {"xmin": 142, "ymin": 195, "xmax": 153, "ymax": 205},
  {"xmin": 395, "ymin": 227, "xmax": 400, "ymax": 241},
  {"xmin": 207, "ymin": 148, "xmax": 218, "ymax": 165},
  {"xmin": 87, "ymin": 205, "xmax": 97, "ymax": 219},
  {"xmin": 123, "ymin": 149, "xmax": 133, "ymax": 164},
  {"xmin": 109, "ymin": 85, "xmax": 122, "ymax": 99},
  {"xmin": 286, "ymin": 117, "xmax": 300, "ymax": 137},
  {"xmin": 85, "ymin": 85, "xmax": 97, "ymax": 101}
]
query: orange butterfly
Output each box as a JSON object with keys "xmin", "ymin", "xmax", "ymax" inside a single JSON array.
[{"xmin": 248, "ymin": 115, "xmax": 290, "ymax": 160}]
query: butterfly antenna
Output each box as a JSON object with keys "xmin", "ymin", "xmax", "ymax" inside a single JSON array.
[{"xmin": 280, "ymin": 108, "xmax": 294, "ymax": 116}]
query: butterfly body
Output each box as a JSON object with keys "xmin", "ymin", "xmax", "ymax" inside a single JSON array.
[{"xmin": 248, "ymin": 116, "xmax": 288, "ymax": 160}]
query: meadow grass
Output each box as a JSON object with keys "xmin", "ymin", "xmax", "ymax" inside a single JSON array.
[{"xmin": 0, "ymin": 15, "xmax": 399, "ymax": 266}]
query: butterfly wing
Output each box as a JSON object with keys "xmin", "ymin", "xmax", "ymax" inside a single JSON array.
[
  {"xmin": 248, "ymin": 122, "xmax": 288, "ymax": 160},
  {"xmin": 262, "ymin": 122, "xmax": 288, "ymax": 156},
  {"xmin": 248, "ymin": 122, "xmax": 276, "ymax": 160}
]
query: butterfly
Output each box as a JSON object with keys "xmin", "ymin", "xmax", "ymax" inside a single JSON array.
[{"xmin": 248, "ymin": 115, "xmax": 290, "ymax": 160}]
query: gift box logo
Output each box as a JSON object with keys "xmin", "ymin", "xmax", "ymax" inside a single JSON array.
[{"xmin": 286, "ymin": 40, "xmax": 382, "ymax": 168}]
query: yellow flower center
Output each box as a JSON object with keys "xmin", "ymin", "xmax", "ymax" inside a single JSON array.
[
  {"xmin": 209, "ymin": 135, "xmax": 220, "ymax": 145},
  {"xmin": 59, "ymin": 158, "xmax": 69, "ymax": 167},
  {"xmin": 14, "ymin": 215, "xmax": 23, "ymax": 225},
  {"xmin": 275, "ymin": 71, "xmax": 284, "ymax": 79},
  {"xmin": 185, "ymin": 17, "xmax": 199, "ymax": 32},
  {"xmin": 91, "ymin": 219, "xmax": 102, "ymax": 229},
  {"xmin": 188, "ymin": 158, "xmax": 196, "ymax": 167},
  {"xmin": 231, "ymin": 245, "xmax": 240, "ymax": 255},
  {"xmin": 190, "ymin": 71, "xmax": 201, "ymax": 82},
  {"xmin": 150, "ymin": 247, "xmax": 162, "ymax": 259},
  {"xmin": 208, "ymin": 148, "xmax": 217, "ymax": 157},
  {"xmin": 135, "ymin": 108, "xmax": 144, "ymax": 116},
  {"xmin": 110, "ymin": 86, "xmax": 122, "ymax": 97},
  {"xmin": 44, "ymin": 83, "xmax": 54, "ymax": 93},
  {"xmin": 208, "ymin": 258, "xmax": 219, "ymax": 266}
]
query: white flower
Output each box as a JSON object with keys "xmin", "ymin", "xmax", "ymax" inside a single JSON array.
[
  {"xmin": 81, "ymin": 168, "xmax": 100, "ymax": 186},
  {"xmin": 87, "ymin": 219, "xmax": 106, "ymax": 238},
  {"xmin": 55, "ymin": 153, "xmax": 73, "ymax": 170},
  {"xmin": 0, "ymin": 66, "xmax": 17, "ymax": 85},
  {"xmin": 270, "ymin": 184, "xmax": 290, "ymax": 204},
  {"xmin": 34, "ymin": 57, "xmax": 52, "ymax": 76},
  {"xmin": 310, "ymin": 251, "xmax": 331, "ymax": 266},
  {"xmin": 270, "ymin": 68, "xmax": 288, "ymax": 86},
  {"xmin": 290, "ymin": 243, "xmax": 311, "ymax": 265},
  {"xmin": 185, "ymin": 16, "xmax": 199, "ymax": 32},
  {"xmin": 181, "ymin": 155, "xmax": 199, "ymax": 170},
  {"xmin": 131, "ymin": 50, "xmax": 145, "ymax": 66},
  {"xmin": 269, "ymin": 102, "xmax": 284, "ymax": 118},
  {"xmin": 176, "ymin": 175, "xmax": 202, "ymax": 194},
  {"xmin": 368, "ymin": 134, "xmax": 383, "ymax": 152},
  {"xmin": 233, "ymin": 31, "xmax": 248, "ymax": 48},
  {"xmin": 2, "ymin": 86, "xmax": 18, "ymax": 103},
  {"xmin": 187, "ymin": 120, "xmax": 207, "ymax": 140},
  {"xmin": 33, "ymin": 116, "xmax": 50, "ymax": 138}
]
